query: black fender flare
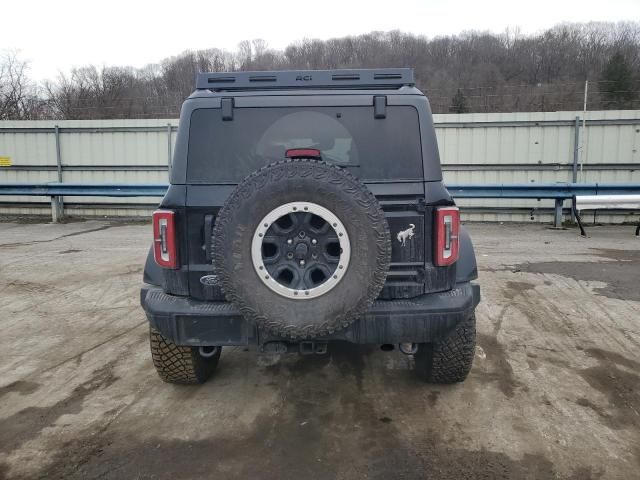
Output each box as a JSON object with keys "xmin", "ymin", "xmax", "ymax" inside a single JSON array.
[
  {"xmin": 143, "ymin": 245, "xmax": 163, "ymax": 286},
  {"xmin": 456, "ymin": 225, "xmax": 478, "ymax": 283}
]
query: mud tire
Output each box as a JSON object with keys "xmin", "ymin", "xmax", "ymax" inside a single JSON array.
[
  {"xmin": 414, "ymin": 314, "xmax": 476, "ymax": 383},
  {"xmin": 149, "ymin": 327, "xmax": 221, "ymax": 384}
]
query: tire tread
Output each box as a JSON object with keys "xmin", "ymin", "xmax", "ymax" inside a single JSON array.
[
  {"xmin": 149, "ymin": 327, "xmax": 220, "ymax": 384},
  {"xmin": 415, "ymin": 314, "xmax": 476, "ymax": 383}
]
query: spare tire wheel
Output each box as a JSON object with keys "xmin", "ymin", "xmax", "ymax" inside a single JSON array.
[{"xmin": 212, "ymin": 159, "xmax": 391, "ymax": 339}]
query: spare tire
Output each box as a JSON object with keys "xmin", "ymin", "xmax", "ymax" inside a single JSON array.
[{"xmin": 212, "ymin": 159, "xmax": 391, "ymax": 339}]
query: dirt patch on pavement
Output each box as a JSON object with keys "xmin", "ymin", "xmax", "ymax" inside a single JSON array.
[
  {"xmin": 1, "ymin": 280, "xmax": 57, "ymax": 294},
  {"xmin": 473, "ymin": 281, "xmax": 530, "ymax": 398},
  {"xmin": 575, "ymin": 397, "xmax": 612, "ymax": 422},
  {"xmin": 513, "ymin": 255, "xmax": 640, "ymax": 302},
  {"xmin": 9, "ymin": 345, "xmax": 562, "ymax": 480},
  {"xmin": 0, "ymin": 215, "xmax": 55, "ymax": 224},
  {"xmin": 0, "ymin": 222, "xmax": 144, "ymax": 249},
  {"xmin": 503, "ymin": 281, "xmax": 536, "ymax": 298},
  {"xmin": 588, "ymin": 248, "xmax": 640, "ymax": 262},
  {"xmin": 0, "ymin": 381, "xmax": 40, "ymax": 399},
  {"xmin": 565, "ymin": 465, "xmax": 606, "ymax": 480},
  {"xmin": 577, "ymin": 348, "xmax": 640, "ymax": 430},
  {"xmin": 476, "ymin": 333, "xmax": 522, "ymax": 398},
  {"xmin": 18, "ymin": 425, "xmax": 559, "ymax": 480},
  {"xmin": 0, "ymin": 362, "xmax": 118, "ymax": 455}
]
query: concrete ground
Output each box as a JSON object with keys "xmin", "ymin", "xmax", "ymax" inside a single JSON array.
[{"xmin": 0, "ymin": 221, "xmax": 638, "ymax": 480}]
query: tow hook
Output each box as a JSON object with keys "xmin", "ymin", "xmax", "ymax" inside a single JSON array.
[
  {"xmin": 261, "ymin": 341, "xmax": 288, "ymax": 354},
  {"xmin": 300, "ymin": 341, "xmax": 328, "ymax": 355},
  {"xmin": 398, "ymin": 343, "xmax": 418, "ymax": 355}
]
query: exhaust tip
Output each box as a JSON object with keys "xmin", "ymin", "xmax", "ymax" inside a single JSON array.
[
  {"xmin": 398, "ymin": 342, "xmax": 418, "ymax": 355},
  {"xmin": 199, "ymin": 346, "xmax": 219, "ymax": 358}
]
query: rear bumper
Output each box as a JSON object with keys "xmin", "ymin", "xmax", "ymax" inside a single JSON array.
[{"xmin": 140, "ymin": 282, "xmax": 480, "ymax": 346}]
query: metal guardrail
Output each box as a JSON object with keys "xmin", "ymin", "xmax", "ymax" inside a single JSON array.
[
  {"xmin": 0, "ymin": 183, "xmax": 169, "ymax": 222},
  {"xmin": 0, "ymin": 183, "xmax": 168, "ymax": 197},
  {"xmin": 450, "ymin": 183, "xmax": 640, "ymax": 227},
  {"xmin": 574, "ymin": 195, "xmax": 640, "ymax": 236},
  {"xmin": 2, "ymin": 182, "xmax": 640, "ymax": 225},
  {"xmin": 448, "ymin": 183, "xmax": 640, "ymax": 198}
]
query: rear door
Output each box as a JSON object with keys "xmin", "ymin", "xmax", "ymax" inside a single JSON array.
[{"xmin": 183, "ymin": 97, "xmax": 453, "ymax": 301}]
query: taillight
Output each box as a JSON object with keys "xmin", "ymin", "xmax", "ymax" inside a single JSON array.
[
  {"xmin": 285, "ymin": 148, "xmax": 322, "ymax": 159},
  {"xmin": 434, "ymin": 207, "xmax": 460, "ymax": 266},
  {"xmin": 153, "ymin": 210, "xmax": 178, "ymax": 269}
]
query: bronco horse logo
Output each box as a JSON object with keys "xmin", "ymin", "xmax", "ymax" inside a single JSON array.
[{"xmin": 397, "ymin": 224, "xmax": 415, "ymax": 246}]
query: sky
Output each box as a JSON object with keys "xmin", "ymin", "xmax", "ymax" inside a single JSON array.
[{"xmin": 3, "ymin": 0, "xmax": 640, "ymax": 81}]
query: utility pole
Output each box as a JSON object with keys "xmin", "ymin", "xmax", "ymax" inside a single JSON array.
[{"xmin": 579, "ymin": 80, "xmax": 588, "ymax": 182}]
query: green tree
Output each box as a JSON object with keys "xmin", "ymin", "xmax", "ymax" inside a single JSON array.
[
  {"xmin": 450, "ymin": 89, "xmax": 468, "ymax": 113},
  {"xmin": 601, "ymin": 51, "xmax": 636, "ymax": 108}
]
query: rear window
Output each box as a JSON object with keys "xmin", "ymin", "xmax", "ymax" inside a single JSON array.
[{"xmin": 187, "ymin": 106, "xmax": 422, "ymax": 183}]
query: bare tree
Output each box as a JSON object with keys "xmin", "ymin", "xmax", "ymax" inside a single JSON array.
[
  {"xmin": 24, "ymin": 21, "xmax": 640, "ymax": 119},
  {"xmin": 0, "ymin": 50, "xmax": 44, "ymax": 119}
]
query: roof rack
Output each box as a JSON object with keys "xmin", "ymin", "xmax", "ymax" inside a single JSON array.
[{"xmin": 195, "ymin": 68, "xmax": 414, "ymax": 91}]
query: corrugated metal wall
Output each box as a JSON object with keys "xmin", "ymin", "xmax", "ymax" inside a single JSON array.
[
  {"xmin": 0, "ymin": 120, "xmax": 176, "ymax": 217},
  {"xmin": 434, "ymin": 110, "xmax": 640, "ymax": 222},
  {"xmin": 1, "ymin": 111, "xmax": 639, "ymax": 222}
]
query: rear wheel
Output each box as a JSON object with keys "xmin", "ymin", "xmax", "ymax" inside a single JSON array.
[
  {"xmin": 414, "ymin": 314, "xmax": 476, "ymax": 383},
  {"xmin": 149, "ymin": 327, "xmax": 221, "ymax": 384}
]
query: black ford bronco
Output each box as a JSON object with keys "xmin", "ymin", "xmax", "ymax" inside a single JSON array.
[{"xmin": 140, "ymin": 69, "xmax": 480, "ymax": 384}]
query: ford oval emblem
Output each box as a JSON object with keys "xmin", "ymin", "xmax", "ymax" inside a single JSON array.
[{"xmin": 200, "ymin": 275, "xmax": 218, "ymax": 286}]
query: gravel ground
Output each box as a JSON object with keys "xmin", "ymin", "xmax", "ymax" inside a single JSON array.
[{"xmin": 0, "ymin": 220, "xmax": 638, "ymax": 480}]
